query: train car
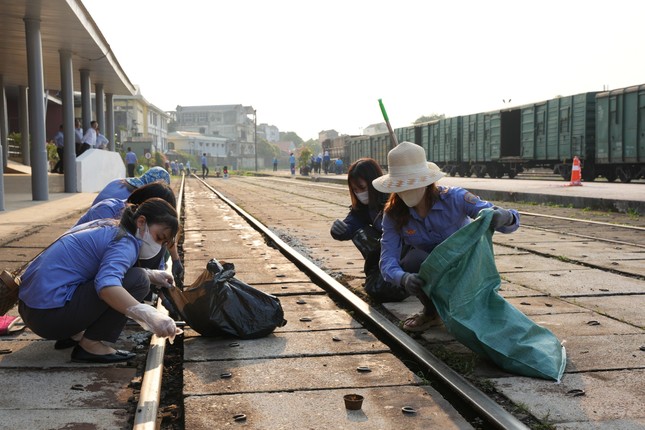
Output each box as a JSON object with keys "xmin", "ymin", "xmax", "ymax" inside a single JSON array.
[
  {"xmin": 519, "ymin": 92, "xmax": 597, "ymax": 181},
  {"xmin": 595, "ymin": 84, "xmax": 645, "ymax": 182},
  {"xmin": 437, "ymin": 116, "xmax": 463, "ymax": 175}
]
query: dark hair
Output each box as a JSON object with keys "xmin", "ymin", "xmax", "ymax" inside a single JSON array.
[
  {"xmin": 120, "ymin": 197, "xmax": 179, "ymax": 239},
  {"xmin": 384, "ymin": 183, "xmax": 441, "ymax": 230},
  {"xmin": 127, "ymin": 181, "xmax": 176, "ymax": 208},
  {"xmin": 347, "ymin": 158, "xmax": 388, "ymax": 211}
]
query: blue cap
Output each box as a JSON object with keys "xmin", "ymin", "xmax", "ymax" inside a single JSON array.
[{"xmin": 125, "ymin": 166, "xmax": 170, "ymax": 187}]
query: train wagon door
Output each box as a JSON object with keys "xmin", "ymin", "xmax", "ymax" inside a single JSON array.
[
  {"xmin": 521, "ymin": 106, "xmax": 536, "ymax": 159},
  {"xmin": 500, "ymin": 109, "xmax": 521, "ymax": 157},
  {"xmin": 608, "ymin": 94, "xmax": 624, "ymax": 163}
]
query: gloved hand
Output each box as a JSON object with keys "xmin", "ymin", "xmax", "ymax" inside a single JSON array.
[
  {"xmin": 491, "ymin": 207, "xmax": 514, "ymax": 230},
  {"xmin": 126, "ymin": 303, "xmax": 182, "ymax": 340},
  {"xmin": 402, "ymin": 273, "xmax": 424, "ymax": 295},
  {"xmin": 331, "ymin": 219, "xmax": 349, "ymax": 236},
  {"xmin": 171, "ymin": 259, "xmax": 184, "ymax": 283},
  {"xmin": 145, "ymin": 269, "xmax": 173, "ymax": 288}
]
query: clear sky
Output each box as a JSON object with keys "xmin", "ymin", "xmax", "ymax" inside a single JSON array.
[{"xmin": 83, "ymin": 0, "xmax": 645, "ymax": 141}]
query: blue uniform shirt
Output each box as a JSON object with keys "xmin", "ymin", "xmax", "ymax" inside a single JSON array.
[
  {"xmin": 125, "ymin": 151, "xmax": 138, "ymax": 165},
  {"xmin": 92, "ymin": 179, "xmax": 132, "ymax": 205},
  {"xmin": 54, "ymin": 131, "xmax": 64, "ymax": 148},
  {"xmin": 75, "ymin": 198, "xmax": 126, "ymax": 227},
  {"xmin": 380, "ymin": 186, "xmax": 520, "ymax": 286},
  {"xmin": 19, "ymin": 223, "xmax": 140, "ymax": 309}
]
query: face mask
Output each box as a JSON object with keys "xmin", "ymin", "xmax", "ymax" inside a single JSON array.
[
  {"xmin": 355, "ymin": 190, "xmax": 369, "ymax": 205},
  {"xmin": 398, "ymin": 188, "xmax": 426, "ymax": 207},
  {"xmin": 137, "ymin": 224, "xmax": 162, "ymax": 260}
]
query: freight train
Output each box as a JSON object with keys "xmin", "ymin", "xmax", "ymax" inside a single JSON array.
[{"xmin": 322, "ymin": 83, "xmax": 645, "ymax": 182}]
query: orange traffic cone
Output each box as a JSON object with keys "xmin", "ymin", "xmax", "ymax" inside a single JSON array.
[{"xmin": 569, "ymin": 156, "xmax": 582, "ymax": 186}]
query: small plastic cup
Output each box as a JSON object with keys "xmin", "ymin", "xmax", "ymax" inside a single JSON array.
[{"xmin": 343, "ymin": 394, "xmax": 364, "ymax": 410}]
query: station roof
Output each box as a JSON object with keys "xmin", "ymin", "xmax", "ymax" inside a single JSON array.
[{"xmin": 0, "ymin": 0, "xmax": 136, "ymax": 96}]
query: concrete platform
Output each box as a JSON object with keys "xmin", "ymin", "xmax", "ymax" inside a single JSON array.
[{"xmin": 184, "ymin": 386, "xmax": 472, "ymax": 429}]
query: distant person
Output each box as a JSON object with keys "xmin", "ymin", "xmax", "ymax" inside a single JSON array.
[
  {"xmin": 185, "ymin": 160, "xmax": 191, "ymax": 175},
  {"xmin": 80, "ymin": 120, "xmax": 98, "ymax": 154},
  {"xmin": 323, "ymin": 150, "xmax": 331, "ymax": 174},
  {"xmin": 178, "ymin": 162, "xmax": 185, "ymax": 175},
  {"xmin": 273, "ymin": 157, "xmax": 278, "ymax": 171},
  {"xmin": 335, "ymin": 158, "xmax": 343, "ymax": 174},
  {"xmin": 170, "ymin": 160, "xmax": 178, "ymax": 176},
  {"xmin": 125, "ymin": 147, "xmax": 138, "ymax": 178},
  {"xmin": 96, "ymin": 129, "xmax": 109, "ymax": 149},
  {"xmin": 92, "ymin": 166, "xmax": 171, "ymax": 206},
  {"xmin": 52, "ymin": 124, "xmax": 64, "ymax": 174},
  {"xmin": 330, "ymin": 158, "xmax": 407, "ymax": 302},
  {"xmin": 18, "ymin": 198, "xmax": 180, "ymax": 363},
  {"xmin": 201, "ymin": 153, "xmax": 209, "ymax": 179},
  {"xmin": 315, "ymin": 153, "xmax": 322, "ymax": 173},
  {"xmin": 74, "ymin": 119, "xmax": 83, "ymax": 156},
  {"xmin": 289, "ymin": 153, "xmax": 296, "ymax": 175}
]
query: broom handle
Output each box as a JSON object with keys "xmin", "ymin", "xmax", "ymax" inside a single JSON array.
[{"xmin": 378, "ymin": 99, "xmax": 399, "ymax": 150}]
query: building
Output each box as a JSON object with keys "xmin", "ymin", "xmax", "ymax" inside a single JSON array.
[
  {"xmin": 318, "ymin": 129, "xmax": 339, "ymax": 143},
  {"xmin": 258, "ymin": 123, "xmax": 280, "ymax": 142},
  {"xmin": 112, "ymin": 86, "xmax": 171, "ymax": 154},
  {"xmin": 363, "ymin": 122, "xmax": 387, "ymax": 136},
  {"xmin": 166, "ymin": 131, "xmax": 228, "ymax": 166},
  {"xmin": 175, "ymin": 104, "xmax": 257, "ymax": 169}
]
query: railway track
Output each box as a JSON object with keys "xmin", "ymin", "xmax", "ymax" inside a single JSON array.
[{"xmin": 194, "ymin": 175, "xmax": 644, "ymax": 429}]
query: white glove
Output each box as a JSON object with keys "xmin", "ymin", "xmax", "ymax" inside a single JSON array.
[
  {"xmin": 126, "ymin": 303, "xmax": 182, "ymax": 341},
  {"xmin": 331, "ymin": 219, "xmax": 349, "ymax": 236},
  {"xmin": 145, "ymin": 269, "xmax": 173, "ymax": 288}
]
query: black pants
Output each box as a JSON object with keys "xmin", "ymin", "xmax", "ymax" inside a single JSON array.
[
  {"xmin": 19, "ymin": 267, "xmax": 150, "ymax": 343},
  {"xmin": 127, "ymin": 163, "xmax": 136, "ymax": 178},
  {"xmin": 202, "ymin": 165, "xmax": 209, "ymax": 178},
  {"xmin": 53, "ymin": 147, "xmax": 64, "ymax": 173},
  {"xmin": 79, "ymin": 143, "xmax": 91, "ymax": 155}
]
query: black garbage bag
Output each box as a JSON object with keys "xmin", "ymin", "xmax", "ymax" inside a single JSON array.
[{"xmin": 162, "ymin": 258, "xmax": 287, "ymax": 338}]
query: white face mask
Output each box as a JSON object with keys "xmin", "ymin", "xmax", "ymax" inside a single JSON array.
[
  {"xmin": 137, "ymin": 224, "xmax": 162, "ymax": 260},
  {"xmin": 355, "ymin": 190, "xmax": 369, "ymax": 205},
  {"xmin": 398, "ymin": 188, "xmax": 426, "ymax": 207}
]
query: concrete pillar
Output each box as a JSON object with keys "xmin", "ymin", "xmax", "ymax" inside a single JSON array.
[
  {"xmin": 106, "ymin": 93, "xmax": 115, "ymax": 152},
  {"xmin": 19, "ymin": 86, "xmax": 30, "ymax": 166},
  {"xmin": 95, "ymin": 83, "xmax": 104, "ymax": 135},
  {"xmin": 59, "ymin": 49, "xmax": 76, "ymax": 192},
  {"xmin": 80, "ymin": 69, "xmax": 92, "ymax": 132},
  {"xmin": 0, "ymin": 75, "xmax": 6, "ymax": 211},
  {"xmin": 24, "ymin": 17, "xmax": 48, "ymax": 201}
]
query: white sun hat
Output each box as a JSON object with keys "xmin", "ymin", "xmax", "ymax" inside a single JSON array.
[{"xmin": 372, "ymin": 141, "xmax": 445, "ymax": 193}]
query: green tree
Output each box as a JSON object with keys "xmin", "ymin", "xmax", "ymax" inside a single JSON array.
[
  {"xmin": 280, "ymin": 131, "xmax": 304, "ymax": 147},
  {"xmin": 414, "ymin": 114, "xmax": 445, "ymax": 124},
  {"xmin": 298, "ymin": 147, "xmax": 312, "ymax": 168},
  {"xmin": 303, "ymin": 138, "xmax": 321, "ymax": 155}
]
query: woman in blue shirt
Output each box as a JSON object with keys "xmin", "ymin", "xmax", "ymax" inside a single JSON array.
[
  {"xmin": 330, "ymin": 158, "xmax": 408, "ymax": 302},
  {"xmin": 78, "ymin": 181, "xmax": 183, "ymax": 282},
  {"xmin": 19, "ymin": 198, "xmax": 180, "ymax": 363},
  {"xmin": 92, "ymin": 166, "xmax": 170, "ymax": 206},
  {"xmin": 373, "ymin": 142, "xmax": 520, "ymax": 332}
]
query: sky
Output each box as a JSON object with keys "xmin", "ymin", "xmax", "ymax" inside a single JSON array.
[{"xmin": 83, "ymin": 0, "xmax": 645, "ymax": 141}]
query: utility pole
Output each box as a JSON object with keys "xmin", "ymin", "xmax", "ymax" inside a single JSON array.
[{"xmin": 254, "ymin": 109, "xmax": 257, "ymax": 171}]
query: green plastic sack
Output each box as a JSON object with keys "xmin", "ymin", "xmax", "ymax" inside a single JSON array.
[{"xmin": 419, "ymin": 208, "xmax": 566, "ymax": 381}]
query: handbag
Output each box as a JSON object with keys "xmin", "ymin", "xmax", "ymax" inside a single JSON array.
[{"xmin": 162, "ymin": 258, "xmax": 287, "ymax": 339}]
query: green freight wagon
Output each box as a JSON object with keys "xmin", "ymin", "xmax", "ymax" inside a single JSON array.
[
  {"xmin": 437, "ymin": 116, "xmax": 462, "ymax": 175},
  {"xmin": 520, "ymin": 92, "xmax": 597, "ymax": 181},
  {"xmin": 595, "ymin": 84, "xmax": 645, "ymax": 182}
]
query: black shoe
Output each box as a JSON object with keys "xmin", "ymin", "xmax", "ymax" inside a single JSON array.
[
  {"xmin": 54, "ymin": 338, "xmax": 79, "ymax": 350},
  {"xmin": 71, "ymin": 345, "xmax": 135, "ymax": 363}
]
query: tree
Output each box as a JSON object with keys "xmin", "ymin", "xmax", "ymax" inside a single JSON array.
[
  {"xmin": 303, "ymin": 138, "xmax": 321, "ymax": 155},
  {"xmin": 279, "ymin": 131, "xmax": 304, "ymax": 147},
  {"xmin": 414, "ymin": 114, "xmax": 445, "ymax": 124},
  {"xmin": 298, "ymin": 147, "xmax": 312, "ymax": 168}
]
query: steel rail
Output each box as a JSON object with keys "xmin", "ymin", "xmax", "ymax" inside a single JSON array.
[
  {"xmin": 134, "ymin": 173, "xmax": 185, "ymax": 429},
  {"xmin": 196, "ymin": 177, "xmax": 528, "ymax": 430},
  {"xmin": 519, "ymin": 211, "xmax": 645, "ymax": 231}
]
